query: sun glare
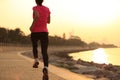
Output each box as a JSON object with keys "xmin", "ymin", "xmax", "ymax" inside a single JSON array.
[
  {"xmin": 92, "ymin": 48, "xmax": 109, "ymax": 64},
  {"xmin": 70, "ymin": 0, "xmax": 119, "ymax": 26}
]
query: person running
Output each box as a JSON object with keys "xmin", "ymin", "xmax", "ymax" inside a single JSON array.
[{"xmin": 30, "ymin": 0, "xmax": 50, "ymax": 78}]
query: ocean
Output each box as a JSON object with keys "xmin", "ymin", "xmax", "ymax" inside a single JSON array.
[{"xmin": 69, "ymin": 48, "xmax": 120, "ymax": 66}]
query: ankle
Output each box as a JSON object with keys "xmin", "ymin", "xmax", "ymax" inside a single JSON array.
[
  {"xmin": 44, "ymin": 66, "xmax": 48, "ymax": 70},
  {"xmin": 34, "ymin": 58, "xmax": 39, "ymax": 62}
]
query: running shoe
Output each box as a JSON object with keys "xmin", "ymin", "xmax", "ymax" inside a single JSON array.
[
  {"xmin": 33, "ymin": 62, "xmax": 39, "ymax": 68},
  {"xmin": 42, "ymin": 68, "xmax": 48, "ymax": 80}
]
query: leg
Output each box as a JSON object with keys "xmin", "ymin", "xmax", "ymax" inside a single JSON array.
[
  {"xmin": 31, "ymin": 33, "xmax": 39, "ymax": 59},
  {"xmin": 31, "ymin": 33, "xmax": 39, "ymax": 68},
  {"xmin": 40, "ymin": 33, "xmax": 49, "ymax": 80},
  {"xmin": 40, "ymin": 33, "xmax": 49, "ymax": 67},
  {"xmin": 41, "ymin": 38, "xmax": 49, "ymax": 80}
]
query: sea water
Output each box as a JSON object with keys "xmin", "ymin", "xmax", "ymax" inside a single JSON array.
[{"xmin": 69, "ymin": 48, "xmax": 120, "ymax": 66}]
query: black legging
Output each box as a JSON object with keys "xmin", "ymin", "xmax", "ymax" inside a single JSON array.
[{"xmin": 31, "ymin": 32, "xmax": 49, "ymax": 67}]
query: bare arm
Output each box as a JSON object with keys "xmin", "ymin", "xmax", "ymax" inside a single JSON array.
[{"xmin": 30, "ymin": 10, "xmax": 39, "ymax": 31}]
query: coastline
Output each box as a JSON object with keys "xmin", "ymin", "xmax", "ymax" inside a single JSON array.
[{"xmin": 21, "ymin": 46, "xmax": 120, "ymax": 80}]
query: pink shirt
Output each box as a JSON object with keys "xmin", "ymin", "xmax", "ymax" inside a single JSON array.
[{"xmin": 32, "ymin": 5, "xmax": 50, "ymax": 32}]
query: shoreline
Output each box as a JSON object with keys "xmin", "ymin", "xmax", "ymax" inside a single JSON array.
[{"xmin": 21, "ymin": 46, "xmax": 120, "ymax": 80}]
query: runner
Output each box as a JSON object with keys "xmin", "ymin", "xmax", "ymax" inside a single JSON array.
[{"xmin": 30, "ymin": 0, "xmax": 50, "ymax": 80}]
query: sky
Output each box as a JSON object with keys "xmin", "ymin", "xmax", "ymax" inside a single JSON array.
[{"xmin": 0, "ymin": 0, "xmax": 120, "ymax": 46}]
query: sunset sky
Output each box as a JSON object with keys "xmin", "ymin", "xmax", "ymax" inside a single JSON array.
[{"xmin": 0, "ymin": 0, "xmax": 120, "ymax": 46}]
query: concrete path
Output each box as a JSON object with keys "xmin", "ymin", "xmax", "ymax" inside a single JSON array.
[{"xmin": 0, "ymin": 51, "xmax": 94, "ymax": 80}]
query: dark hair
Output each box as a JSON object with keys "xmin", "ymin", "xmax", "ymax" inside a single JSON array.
[{"xmin": 35, "ymin": 0, "xmax": 43, "ymax": 5}]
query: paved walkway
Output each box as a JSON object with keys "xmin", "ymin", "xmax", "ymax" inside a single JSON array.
[{"xmin": 0, "ymin": 51, "xmax": 94, "ymax": 80}]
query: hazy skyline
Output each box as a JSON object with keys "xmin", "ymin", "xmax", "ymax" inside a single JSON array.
[{"xmin": 0, "ymin": 0, "xmax": 120, "ymax": 46}]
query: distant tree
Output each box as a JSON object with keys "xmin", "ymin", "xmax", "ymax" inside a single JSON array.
[
  {"xmin": 49, "ymin": 35, "xmax": 87, "ymax": 47},
  {"xmin": 7, "ymin": 28, "xmax": 26, "ymax": 43},
  {"xmin": 0, "ymin": 27, "xmax": 116, "ymax": 47},
  {"xmin": 66, "ymin": 38, "xmax": 87, "ymax": 46},
  {"xmin": 101, "ymin": 43, "xmax": 117, "ymax": 48},
  {"xmin": 88, "ymin": 42, "xmax": 100, "ymax": 48},
  {"xmin": 0, "ymin": 27, "xmax": 7, "ymax": 42},
  {"xmin": 49, "ymin": 35, "xmax": 66, "ymax": 46}
]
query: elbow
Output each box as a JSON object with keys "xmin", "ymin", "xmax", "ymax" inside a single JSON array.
[
  {"xmin": 47, "ymin": 19, "xmax": 50, "ymax": 24},
  {"xmin": 47, "ymin": 21, "xmax": 50, "ymax": 24}
]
